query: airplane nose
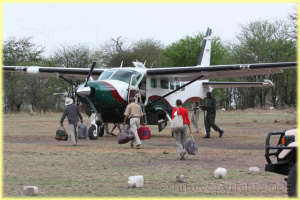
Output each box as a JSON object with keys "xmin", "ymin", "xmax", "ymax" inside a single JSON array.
[{"xmin": 76, "ymin": 85, "xmax": 91, "ymax": 97}]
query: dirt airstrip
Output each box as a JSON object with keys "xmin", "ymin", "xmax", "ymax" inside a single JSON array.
[{"xmin": 3, "ymin": 109, "xmax": 297, "ymax": 197}]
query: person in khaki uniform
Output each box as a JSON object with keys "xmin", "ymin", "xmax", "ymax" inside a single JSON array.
[
  {"xmin": 123, "ymin": 97, "xmax": 145, "ymax": 149},
  {"xmin": 191, "ymin": 101, "xmax": 201, "ymax": 133}
]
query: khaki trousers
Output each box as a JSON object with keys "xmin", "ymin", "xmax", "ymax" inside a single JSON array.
[
  {"xmin": 130, "ymin": 118, "xmax": 141, "ymax": 146},
  {"xmin": 68, "ymin": 123, "xmax": 78, "ymax": 145},
  {"xmin": 191, "ymin": 111, "xmax": 200, "ymax": 132},
  {"xmin": 173, "ymin": 124, "xmax": 187, "ymax": 155}
]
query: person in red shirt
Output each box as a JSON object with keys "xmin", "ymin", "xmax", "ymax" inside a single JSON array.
[{"xmin": 172, "ymin": 99, "xmax": 192, "ymax": 160}]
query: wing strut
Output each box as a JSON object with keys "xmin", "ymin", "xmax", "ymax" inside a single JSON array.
[
  {"xmin": 58, "ymin": 75, "xmax": 78, "ymax": 87},
  {"xmin": 147, "ymin": 74, "xmax": 204, "ymax": 107},
  {"xmin": 86, "ymin": 96, "xmax": 103, "ymax": 124}
]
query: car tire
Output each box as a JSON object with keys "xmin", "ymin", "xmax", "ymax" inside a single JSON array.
[{"xmin": 287, "ymin": 163, "xmax": 297, "ymax": 197}]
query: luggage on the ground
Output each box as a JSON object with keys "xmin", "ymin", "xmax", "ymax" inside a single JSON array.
[
  {"xmin": 55, "ymin": 127, "xmax": 68, "ymax": 141},
  {"xmin": 138, "ymin": 126, "xmax": 151, "ymax": 140},
  {"xmin": 78, "ymin": 123, "xmax": 87, "ymax": 139},
  {"xmin": 185, "ymin": 134, "xmax": 198, "ymax": 155},
  {"xmin": 118, "ymin": 126, "xmax": 135, "ymax": 144}
]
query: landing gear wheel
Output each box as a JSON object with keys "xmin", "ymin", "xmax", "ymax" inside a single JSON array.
[
  {"xmin": 88, "ymin": 125, "xmax": 99, "ymax": 140},
  {"xmin": 287, "ymin": 163, "xmax": 297, "ymax": 197},
  {"xmin": 96, "ymin": 120, "xmax": 104, "ymax": 137}
]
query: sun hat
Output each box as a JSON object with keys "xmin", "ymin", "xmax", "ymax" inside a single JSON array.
[{"xmin": 65, "ymin": 98, "xmax": 73, "ymax": 106}]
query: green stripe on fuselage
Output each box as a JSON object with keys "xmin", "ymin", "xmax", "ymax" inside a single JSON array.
[{"xmin": 76, "ymin": 82, "xmax": 126, "ymax": 113}]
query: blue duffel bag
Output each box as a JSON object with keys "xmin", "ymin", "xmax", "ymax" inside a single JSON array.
[{"xmin": 185, "ymin": 134, "xmax": 198, "ymax": 155}]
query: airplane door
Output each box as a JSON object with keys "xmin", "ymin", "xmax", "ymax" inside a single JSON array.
[{"xmin": 128, "ymin": 75, "xmax": 138, "ymax": 102}]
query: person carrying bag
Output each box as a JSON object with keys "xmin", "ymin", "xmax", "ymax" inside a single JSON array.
[{"xmin": 171, "ymin": 99, "xmax": 192, "ymax": 160}]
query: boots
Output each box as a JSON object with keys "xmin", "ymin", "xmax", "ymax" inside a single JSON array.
[
  {"xmin": 203, "ymin": 132, "xmax": 210, "ymax": 139},
  {"xmin": 219, "ymin": 130, "xmax": 224, "ymax": 138}
]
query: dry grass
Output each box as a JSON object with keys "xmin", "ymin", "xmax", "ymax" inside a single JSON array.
[{"xmin": 3, "ymin": 109, "xmax": 297, "ymax": 197}]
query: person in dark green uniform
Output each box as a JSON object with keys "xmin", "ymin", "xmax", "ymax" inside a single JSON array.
[{"xmin": 201, "ymin": 92, "xmax": 224, "ymax": 139}]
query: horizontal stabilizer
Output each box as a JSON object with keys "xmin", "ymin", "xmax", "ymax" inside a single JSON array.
[{"xmin": 203, "ymin": 80, "xmax": 274, "ymax": 88}]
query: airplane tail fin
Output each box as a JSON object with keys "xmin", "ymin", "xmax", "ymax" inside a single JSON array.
[{"xmin": 197, "ymin": 28, "xmax": 212, "ymax": 67}]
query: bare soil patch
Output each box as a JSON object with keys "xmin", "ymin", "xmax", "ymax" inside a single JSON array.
[{"xmin": 3, "ymin": 109, "xmax": 297, "ymax": 197}]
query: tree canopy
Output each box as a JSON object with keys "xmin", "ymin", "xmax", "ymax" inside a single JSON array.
[{"xmin": 161, "ymin": 32, "xmax": 231, "ymax": 67}]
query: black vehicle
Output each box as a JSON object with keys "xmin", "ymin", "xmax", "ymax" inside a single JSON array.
[{"xmin": 265, "ymin": 129, "xmax": 297, "ymax": 197}]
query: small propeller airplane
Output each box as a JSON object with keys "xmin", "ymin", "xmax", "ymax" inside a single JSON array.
[{"xmin": 4, "ymin": 28, "xmax": 297, "ymax": 140}]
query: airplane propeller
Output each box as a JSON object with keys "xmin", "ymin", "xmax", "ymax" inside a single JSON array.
[
  {"xmin": 79, "ymin": 59, "xmax": 103, "ymax": 124},
  {"xmin": 84, "ymin": 59, "xmax": 97, "ymax": 87}
]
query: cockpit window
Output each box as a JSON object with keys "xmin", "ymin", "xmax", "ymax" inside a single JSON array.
[
  {"xmin": 99, "ymin": 69, "xmax": 143, "ymax": 84},
  {"xmin": 98, "ymin": 69, "xmax": 117, "ymax": 80}
]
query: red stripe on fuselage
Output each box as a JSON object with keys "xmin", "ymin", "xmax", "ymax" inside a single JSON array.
[
  {"xmin": 97, "ymin": 81, "xmax": 127, "ymax": 105},
  {"xmin": 148, "ymin": 95, "xmax": 173, "ymax": 108},
  {"xmin": 148, "ymin": 96, "xmax": 202, "ymax": 108},
  {"xmin": 183, "ymin": 97, "xmax": 201, "ymax": 105}
]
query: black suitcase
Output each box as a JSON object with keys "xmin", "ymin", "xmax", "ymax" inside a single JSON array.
[
  {"xmin": 78, "ymin": 123, "xmax": 87, "ymax": 139},
  {"xmin": 55, "ymin": 127, "xmax": 68, "ymax": 141}
]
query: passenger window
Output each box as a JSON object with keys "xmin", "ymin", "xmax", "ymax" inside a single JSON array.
[
  {"xmin": 170, "ymin": 82, "xmax": 175, "ymax": 90},
  {"xmin": 161, "ymin": 80, "xmax": 168, "ymax": 89},
  {"xmin": 176, "ymin": 82, "xmax": 180, "ymax": 90},
  {"xmin": 181, "ymin": 82, "xmax": 185, "ymax": 91},
  {"xmin": 151, "ymin": 79, "xmax": 157, "ymax": 88}
]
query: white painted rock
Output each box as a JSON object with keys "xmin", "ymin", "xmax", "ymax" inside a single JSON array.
[
  {"xmin": 128, "ymin": 175, "xmax": 144, "ymax": 188},
  {"xmin": 176, "ymin": 175, "xmax": 185, "ymax": 183},
  {"xmin": 214, "ymin": 167, "xmax": 227, "ymax": 179},
  {"xmin": 249, "ymin": 166, "xmax": 260, "ymax": 174},
  {"xmin": 23, "ymin": 186, "xmax": 38, "ymax": 196}
]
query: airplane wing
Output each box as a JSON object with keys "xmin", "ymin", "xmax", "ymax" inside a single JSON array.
[
  {"xmin": 3, "ymin": 62, "xmax": 296, "ymax": 81},
  {"xmin": 203, "ymin": 79, "xmax": 274, "ymax": 88},
  {"xmin": 3, "ymin": 66, "xmax": 105, "ymax": 80},
  {"xmin": 146, "ymin": 62, "xmax": 297, "ymax": 81}
]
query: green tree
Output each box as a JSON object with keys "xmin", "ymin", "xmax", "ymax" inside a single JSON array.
[
  {"xmin": 131, "ymin": 38, "xmax": 164, "ymax": 68},
  {"xmin": 99, "ymin": 37, "xmax": 131, "ymax": 68},
  {"xmin": 3, "ymin": 37, "xmax": 68, "ymax": 113},
  {"xmin": 3, "ymin": 37, "xmax": 44, "ymax": 112},
  {"xmin": 288, "ymin": 8, "xmax": 297, "ymax": 41},
  {"xmin": 52, "ymin": 44, "xmax": 98, "ymax": 103},
  {"xmin": 99, "ymin": 37, "xmax": 164, "ymax": 68},
  {"xmin": 160, "ymin": 31, "xmax": 232, "ymax": 108},
  {"xmin": 229, "ymin": 19, "xmax": 296, "ymax": 108},
  {"xmin": 160, "ymin": 32, "xmax": 231, "ymax": 67},
  {"xmin": 3, "ymin": 37, "xmax": 44, "ymax": 66}
]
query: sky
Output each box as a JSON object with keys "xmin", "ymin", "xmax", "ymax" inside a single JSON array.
[{"xmin": 3, "ymin": 3, "xmax": 297, "ymax": 56}]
